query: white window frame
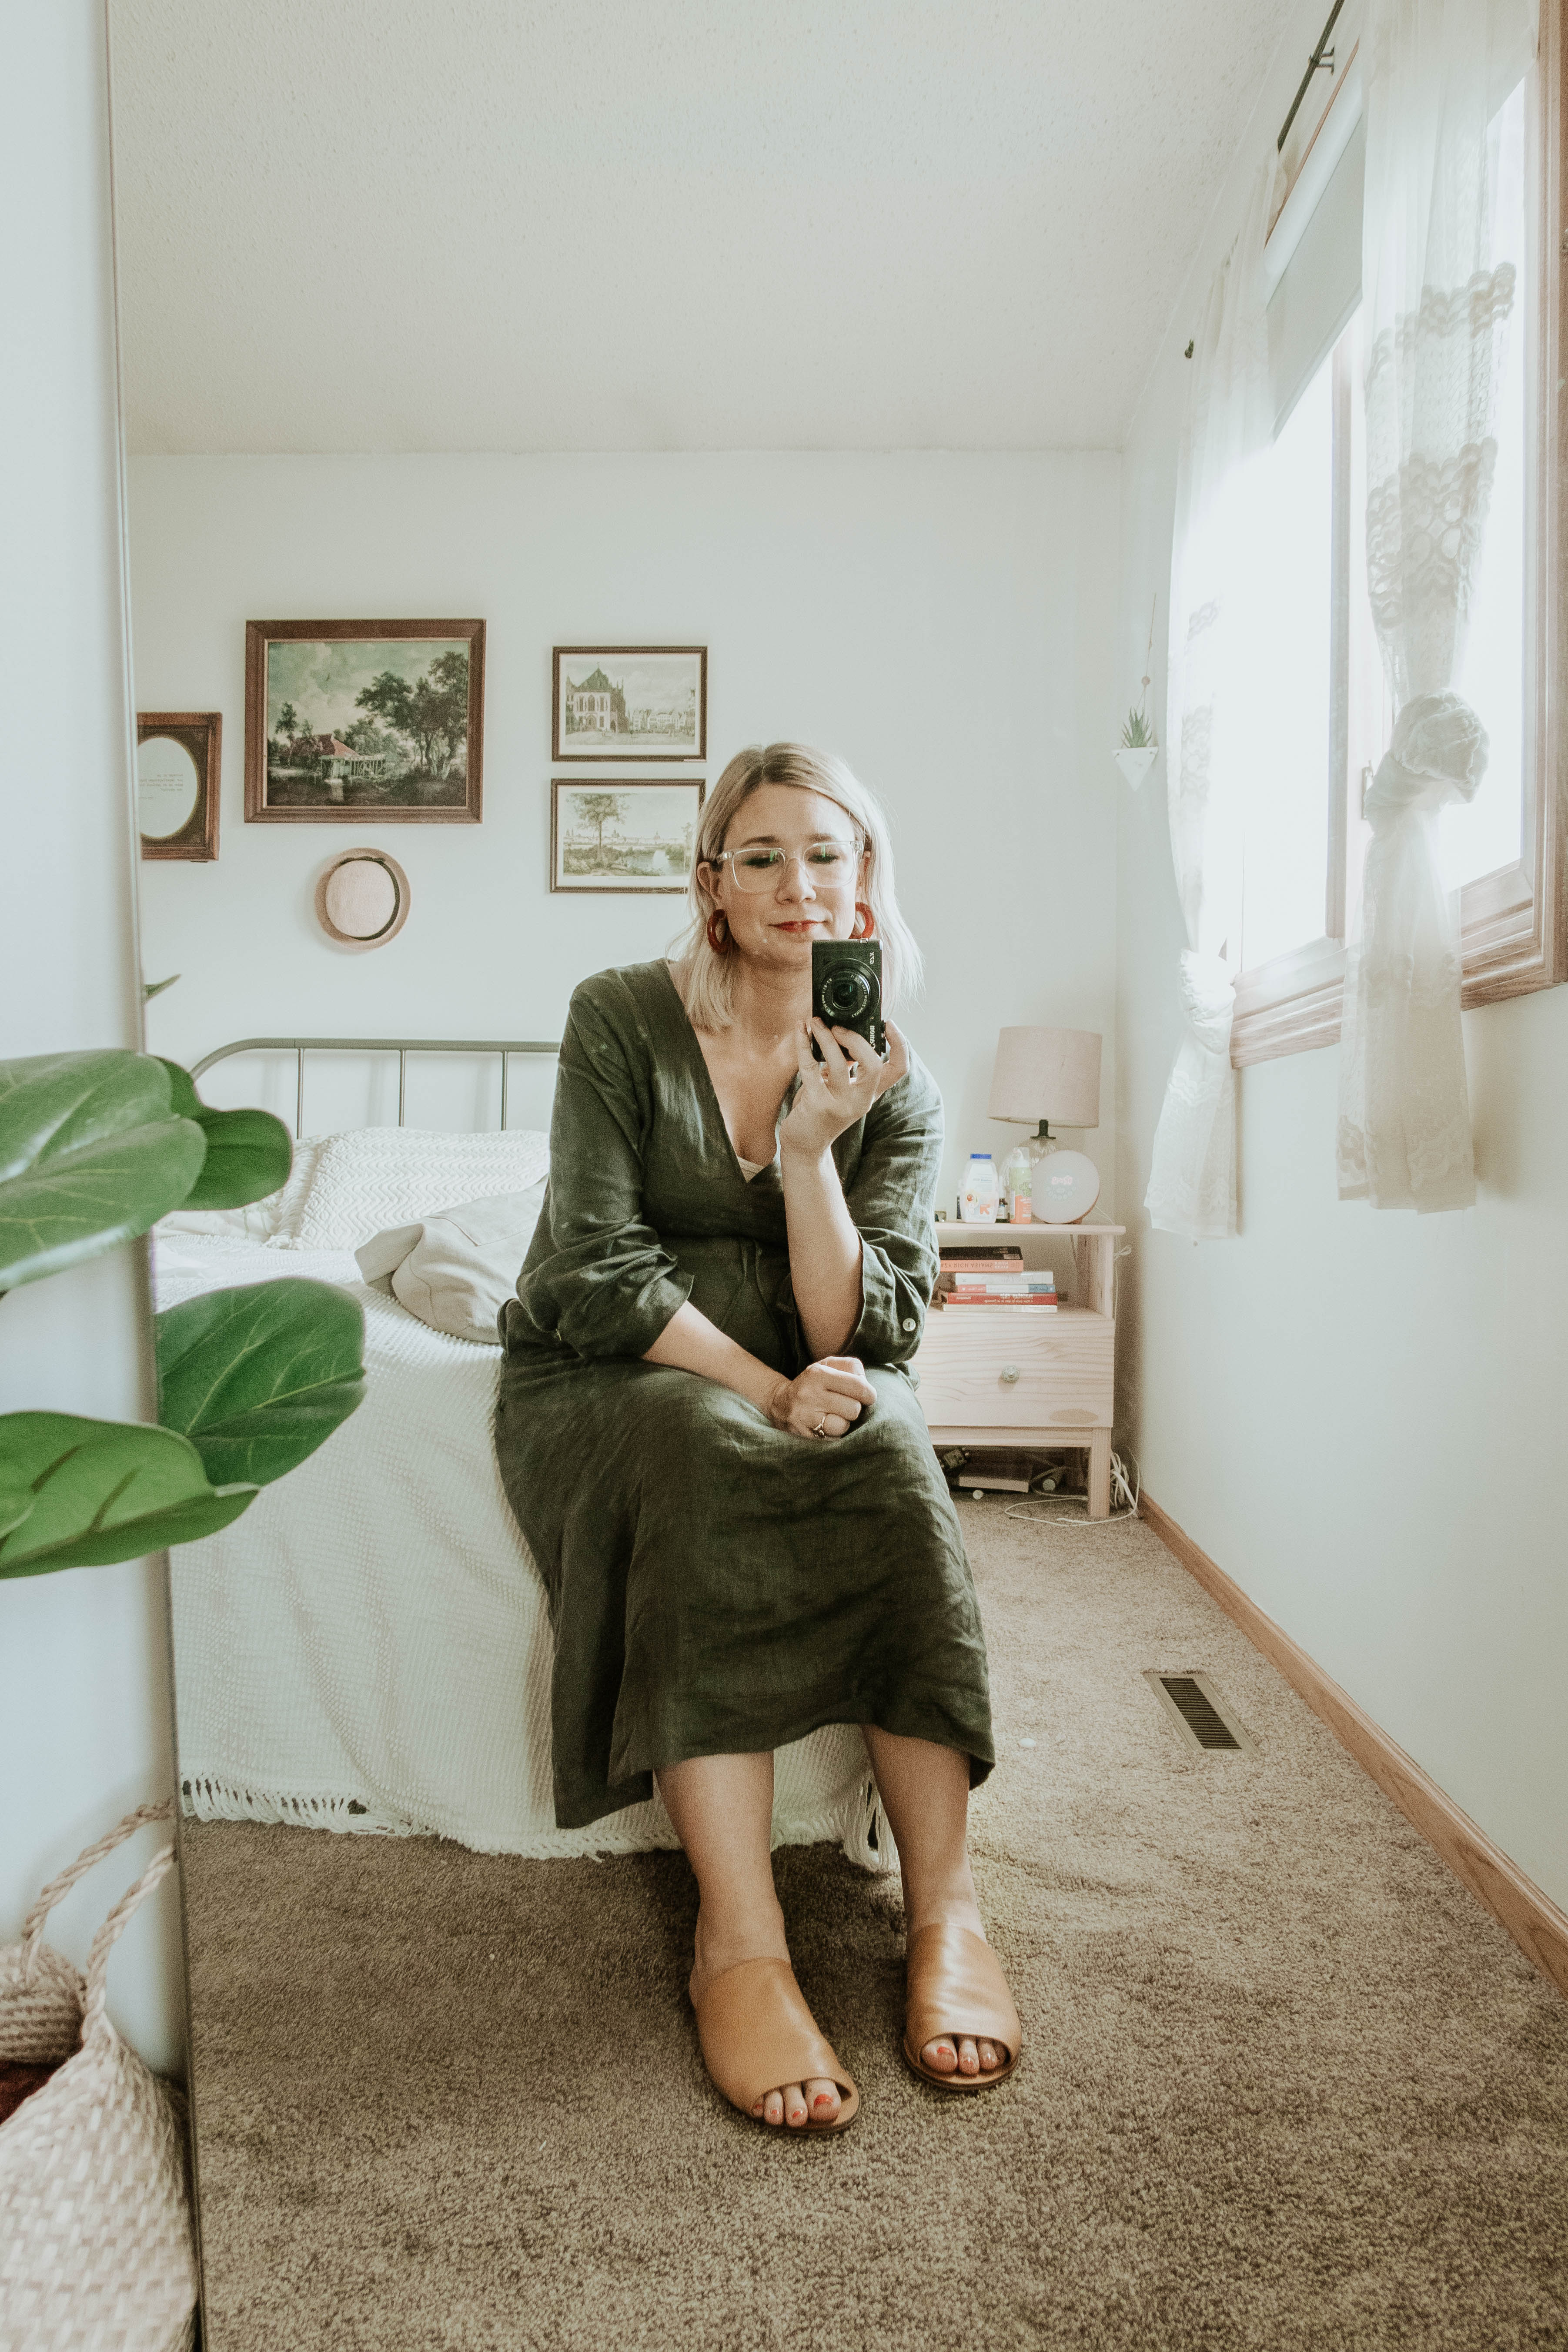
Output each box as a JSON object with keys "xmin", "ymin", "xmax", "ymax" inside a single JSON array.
[{"xmin": 1230, "ymin": 2, "xmax": 1565, "ymax": 1068}]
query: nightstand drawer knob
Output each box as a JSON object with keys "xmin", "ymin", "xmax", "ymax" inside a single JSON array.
[{"xmin": 1000, "ymin": 1364, "xmax": 1021, "ymax": 1385}]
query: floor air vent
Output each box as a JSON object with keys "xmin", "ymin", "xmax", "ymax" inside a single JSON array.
[{"xmin": 1145, "ymin": 1670, "xmax": 1256, "ymax": 1756}]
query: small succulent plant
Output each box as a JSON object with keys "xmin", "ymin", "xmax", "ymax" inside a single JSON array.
[{"xmin": 1121, "ymin": 707, "xmax": 1156, "ymax": 750}]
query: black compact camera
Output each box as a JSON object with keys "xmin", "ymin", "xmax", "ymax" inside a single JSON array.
[{"xmin": 811, "ymin": 939, "xmax": 886, "ymax": 1060}]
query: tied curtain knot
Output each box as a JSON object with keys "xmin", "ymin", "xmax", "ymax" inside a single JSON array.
[
  {"xmin": 1178, "ymin": 950, "xmax": 1237, "ymax": 1056},
  {"xmin": 1364, "ymin": 689, "xmax": 1489, "ymax": 823}
]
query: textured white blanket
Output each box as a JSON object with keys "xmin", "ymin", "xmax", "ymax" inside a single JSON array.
[{"xmin": 155, "ymin": 1238, "xmax": 886, "ymax": 1865}]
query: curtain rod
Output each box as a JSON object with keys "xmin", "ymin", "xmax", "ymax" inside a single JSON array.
[{"xmin": 1277, "ymin": 0, "xmax": 1346, "ymax": 151}]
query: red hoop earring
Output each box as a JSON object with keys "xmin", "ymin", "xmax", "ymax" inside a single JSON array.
[
  {"xmin": 852, "ymin": 902, "xmax": 876, "ymax": 940},
  {"xmin": 706, "ymin": 909, "xmax": 732, "ymax": 954}
]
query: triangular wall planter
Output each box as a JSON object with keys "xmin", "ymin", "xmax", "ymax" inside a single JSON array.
[{"xmin": 1114, "ymin": 746, "xmax": 1158, "ymax": 791}]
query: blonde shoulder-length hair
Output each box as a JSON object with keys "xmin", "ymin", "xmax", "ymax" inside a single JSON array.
[{"xmin": 669, "ymin": 743, "xmax": 924, "ymax": 1032}]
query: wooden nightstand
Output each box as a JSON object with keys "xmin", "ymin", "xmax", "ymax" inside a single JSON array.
[{"xmin": 912, "ymin": 1219, "xmax": 1125, "ymax": 1517}]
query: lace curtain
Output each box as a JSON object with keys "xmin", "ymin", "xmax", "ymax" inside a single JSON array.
[
  {"xmin": 1337, "ymin": 0, "xmax": 1535, "ymax": 1212},
  {"xmin": 1146, "ymin": 160, "xmax": 1277, "ymax": 1241}
]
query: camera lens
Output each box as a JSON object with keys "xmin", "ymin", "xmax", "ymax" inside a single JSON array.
[{"xmin": 821, "ymin": 967, "xmax": 872, "ymax": 1024}]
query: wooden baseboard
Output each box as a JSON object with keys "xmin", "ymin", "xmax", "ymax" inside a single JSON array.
[{"xmin": 1139, "ymin": 1491, "xmax": 1568, "ymax": 2005}]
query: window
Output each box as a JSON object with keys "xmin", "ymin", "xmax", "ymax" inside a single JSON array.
[{"xmin": 1230, "ymin": 27, "xmax": 1563, "ymax": 1067}]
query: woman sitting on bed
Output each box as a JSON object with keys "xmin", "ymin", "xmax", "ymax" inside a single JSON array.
[{"xmin": 495, "ymin": 741, "xmax": 1020, "ymax": 2132}]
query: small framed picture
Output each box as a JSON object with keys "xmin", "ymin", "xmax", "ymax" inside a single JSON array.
[
  {"xmin": 138, "ymin": 712, "xmax": 221, "ymax": 861},
  {"xmin": 245, "ymin": 619, "xmax": 485, "ymax": 823},
  {"xmin": 552, "ymin": 646, "xmax": 705, "ymax": 762},
  {"xmin": 551, "ymin": 779, "xmax": 706, "ymax": 893}
]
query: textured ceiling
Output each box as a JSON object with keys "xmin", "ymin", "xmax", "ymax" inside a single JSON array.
[{"xmin": 108, "ymin": 0, "xmax": 1297, "ymax": 455}]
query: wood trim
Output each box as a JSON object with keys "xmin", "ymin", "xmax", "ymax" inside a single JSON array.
[
  {"xmin": 1230, "ymin": 937, "xmax": 1346, "ymax": 1065},
  {"xmin": 1139, "ymin": 1490, "xmax": 1568, "ymax": 2004},
  {"xmin": 1231, "ymin": 841, "xmax": 1558, "ymax": 1055}
]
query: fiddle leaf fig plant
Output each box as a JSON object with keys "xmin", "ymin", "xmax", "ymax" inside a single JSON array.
[
  {"xmin": 0, "ymin": 1047, "xmax": 365, "ymax": 1581},
  {"xmin": 158, "ymin": 1059, "xmax": 292, "ymax": 1211},
  {"xmin": 156, "ymin": 1278, "xmax": 366, "ymax": 1489},
  {"xmin": 0, "ymin": 1415, "xmax": 257, "ymax": 1581},
  {"xmin": 0, "ymin": 1051, "xmax": 206, "ymax": 1293}
]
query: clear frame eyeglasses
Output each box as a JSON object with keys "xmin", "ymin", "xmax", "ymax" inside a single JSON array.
[{"xmin": 706, "ymin": 840, "xmax": 862, "ymax": 895}]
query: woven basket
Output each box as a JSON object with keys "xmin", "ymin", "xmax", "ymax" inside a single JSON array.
[{"xmin": 0, "ymin": 1803, "xmax": 198, "ymax": 2352}]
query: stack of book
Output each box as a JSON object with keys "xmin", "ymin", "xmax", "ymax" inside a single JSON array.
[{"xmin": 937, "ymin": 1247, "xmax": 1060, "ymax": 1309}]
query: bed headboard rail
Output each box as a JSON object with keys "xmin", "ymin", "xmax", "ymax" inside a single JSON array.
[{"xmin": 189, "ymin": 1037, "xmax": 560, "ymax": 1139}]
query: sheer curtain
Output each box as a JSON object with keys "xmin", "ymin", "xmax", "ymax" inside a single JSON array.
[
  {"xmin": 1337, "ymin": 0, "xmax": 1536, "ymax": 1211},
  {"xmin": 1146, "ymin": 160, "xmax": 1277, "ymax": 1241}
]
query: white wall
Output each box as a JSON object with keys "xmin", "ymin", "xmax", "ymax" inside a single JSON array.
[
  {"xmin": 128, "ymin": 452, "xmax": 1121, "ymax": 1213},
  {"xmin": 0, "ymin": 2, "xmax": 184, "ymax": 2072},
  {"xmin": 1115, "ymin": 0, "xmax": 1568, "ymax": 1912}
]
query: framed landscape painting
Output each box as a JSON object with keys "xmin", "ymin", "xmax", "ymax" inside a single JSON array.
[
  {"xmin": 552, "ymin": 646, "xmax": 705, "ymax": 762},
  {"xmin": 551, "ymin": 779, "xmax": 705, "ymax": 893},
  {"xmin": 245, "ymin": 619, "xmax": 486, "ymax": 823}
]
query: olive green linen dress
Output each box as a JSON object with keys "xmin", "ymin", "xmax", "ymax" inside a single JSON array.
[{"xmin": 495, "ymin": 959, "xmax": 993, "ymax": 1831}]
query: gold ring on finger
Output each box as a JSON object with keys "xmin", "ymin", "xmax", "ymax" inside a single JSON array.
[{"xmin": 812, "ymin": 1418, "xmax": 828, "ymax": 1436}]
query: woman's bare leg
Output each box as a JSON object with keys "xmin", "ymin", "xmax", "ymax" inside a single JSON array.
[
  {"xmin": 860, "ymin": 1727, "xmax": 1006, "ymax": 2078},
  {"xmin": 658, "ymin": 1751, "xmax": 841, "ymax": 2127}
]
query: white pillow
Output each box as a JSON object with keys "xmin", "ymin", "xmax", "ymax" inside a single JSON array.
[
  {"xmin": 290, "ymin": 1126, "xmax": 551, "ymax": 1254},
  {"xmin": 354, "ymin": 1183, "xmax": 548, "ymax": 1344}
]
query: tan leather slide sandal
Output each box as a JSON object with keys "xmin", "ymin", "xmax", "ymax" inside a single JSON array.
[
  {"xmin": 903, "ymin": 1921, "xmax": 1023, "ymax": 2091},
  {"xmin": 693, "ymin": 1957, "xmax": 859, "ymax": 2132}
]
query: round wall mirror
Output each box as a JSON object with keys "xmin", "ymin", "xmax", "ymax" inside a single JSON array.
[
  {"xmin": 315, "ymin": 849, "xmax": 411, "ymax": 950},
  {"xmin": 137, "ymin": 734, "xmax": 201, "ymax": 839}
]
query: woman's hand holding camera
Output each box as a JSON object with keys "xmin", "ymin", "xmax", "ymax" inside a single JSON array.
[
  {"xmin": 783, "ymin": 1015, "xmax": 909, "ymax": 1159},
  {"xmin": 767, "ymin": 1355, "xmax": 876, "ymax": 1440}
]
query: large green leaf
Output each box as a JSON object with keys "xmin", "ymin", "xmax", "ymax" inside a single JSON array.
[
  {"xmin": 0, "ymin": 1412, "xmax": 257, "ymax": 1579},
  {"xmin": 0, "ymin": 1486, "xmax": 34, "ymax": 1541},
  {"xmin": 159, "ymin": 1061, "xmax": 292, "ymax": 1211},
  {"xmin": 0, "ymin": 1051, "xmax": 206, "ymax": 1293},
  {"xmin": 156, "ymin": 1278, "xmax": 366, "ymax": 1489}
]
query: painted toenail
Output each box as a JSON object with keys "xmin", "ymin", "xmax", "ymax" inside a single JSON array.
[{"xmin": 813, "ymin": 2093, "xmax": 834, "ymax": 2109}]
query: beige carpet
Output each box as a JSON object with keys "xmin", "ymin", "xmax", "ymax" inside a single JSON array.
[{"xmin": 181, "ymin": 1502, "xmax": 1568, "ymax": 2352}]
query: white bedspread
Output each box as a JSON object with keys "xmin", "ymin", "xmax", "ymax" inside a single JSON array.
[{"xmin": 155, "ymin": 1237, "xmax": 885, "ymax": 1864}]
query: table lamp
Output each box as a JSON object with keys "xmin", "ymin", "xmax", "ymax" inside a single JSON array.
[{"xmin": 987, "ymin": 1027, "xmax": 1102, "ymax": 1221}]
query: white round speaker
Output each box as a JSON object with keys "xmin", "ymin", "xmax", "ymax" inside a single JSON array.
[{"xmin": 1030, "ymin": 1149, "xmax": 1100, "ymax": 1225}]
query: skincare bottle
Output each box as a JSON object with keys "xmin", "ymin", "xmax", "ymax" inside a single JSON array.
[
  {"xmin": 960, "ymin": 1153, "xmax": 998, "ymax": 1223},
  {"xmin": 1002, "ymin": 1144, "xmax": 1033, "ymax": 1223}
]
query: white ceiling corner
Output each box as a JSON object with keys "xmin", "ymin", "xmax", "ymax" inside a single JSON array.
[{"xmin": 107, "ymin": 0, "xmax": 1300, "ymax": 455}]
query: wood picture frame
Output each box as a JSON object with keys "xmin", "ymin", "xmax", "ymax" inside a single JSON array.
[
  {"xmin": 244, "ymin": 619, "xmax": 485, "ymax": 823},
  {"xmin": 550, "ymin": 777, "xmax": 705, "ymax": 893},
  {"xmin": 552, "ymin": 646, "xmax": 706, "ymax": 762},
  {"xmin": 138, "ymin": 712, "xmax": 221, "ymax": 861}
]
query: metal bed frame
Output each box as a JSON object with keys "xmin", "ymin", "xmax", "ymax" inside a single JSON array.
[{"xmin": 189, "ymin": 1037, "xmax": 560, "ymax": 1139}]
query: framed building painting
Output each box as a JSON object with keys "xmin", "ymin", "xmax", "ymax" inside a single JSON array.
[
  {"xmin": 551, "ymin": 779, "xmax": 705, "ymax": 893},
  {"xmin": 244, "ymin": 619, "xmax": 486, "ymax": 823},
  {"xmin": 552, "ymin": 646, "xmax": 706, "ymax": 762}
]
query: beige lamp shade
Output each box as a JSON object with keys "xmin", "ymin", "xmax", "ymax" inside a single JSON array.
[{"xmin": 988, "ymin": 1026, "xmax": 1102, "ymax": 1129}]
